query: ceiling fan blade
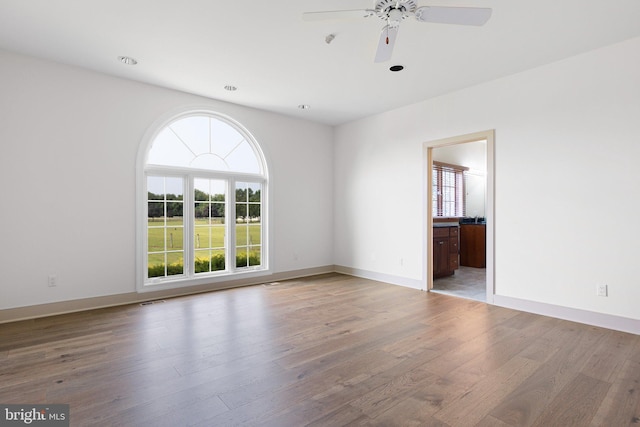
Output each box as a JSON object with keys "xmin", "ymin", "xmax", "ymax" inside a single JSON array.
[
  {"xmin": 374, "ymin": 25, "xmax": 398, "ymax": 63},
  {"xmin": 302, "ymin": 9, "xmax": 374, "ymax": 22},
  {"xmin": 415, "ymin": 6, "xmax": 492, "ymax": 26}
]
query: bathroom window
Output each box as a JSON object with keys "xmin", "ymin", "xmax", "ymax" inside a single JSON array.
[{"xmin": 432, "ymin": 161, "xmax": 467, "ymax": 217}]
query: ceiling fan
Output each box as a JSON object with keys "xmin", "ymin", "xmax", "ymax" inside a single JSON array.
[{"xmin": 303, "ymin": 0, "xmax": 492, "ymax": 63}]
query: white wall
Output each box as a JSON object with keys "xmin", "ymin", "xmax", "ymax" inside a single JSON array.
[
  {"xmin": 0, "ymin": 49, "xmax": 334, "ymax": 310},
  {"xmin": 334, "ymin": 36, "xmax": 640, "ymax": 322}
]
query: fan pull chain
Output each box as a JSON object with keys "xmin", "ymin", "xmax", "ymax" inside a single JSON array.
[{"xmin": 386, "ymin": 20, "xmax": 390, "ymax": 44}]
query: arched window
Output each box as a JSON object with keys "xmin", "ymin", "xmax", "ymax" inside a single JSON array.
[{"xmin": 137, "ymin": 110, "xmax": 268, "ymax": 291}]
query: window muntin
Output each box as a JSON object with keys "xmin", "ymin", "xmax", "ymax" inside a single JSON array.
[{"xmin": 141, "ymin": 112, "xmax": 267, "ymax": 289}]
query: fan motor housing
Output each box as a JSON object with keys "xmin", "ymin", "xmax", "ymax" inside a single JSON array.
[{"xmin": 374, "ymin": 0, "xmax": 417, "ymax": 19}]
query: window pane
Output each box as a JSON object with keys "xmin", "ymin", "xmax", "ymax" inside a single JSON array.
[
  {"xmin": 166, "ymin": 226, "xmax": 183, "ymax": 250},
  {"xmin": 148, "ymin": 254, "xmax": 165, "ymax": 278},
  {"xmin": 249, "ymin": 247, "xmax": 261, "ymax": 266},
  {"xmin": 194, "ymin": 203, "xmax": 211, "ymax": 223},
  {"xmin": 212, "ymin": 202, "xmax": 225, "ymax": 222},
  {"xmin": 211, "ymin": 119, "xmax": 245, "ymax": 157},
  {"xmin": 193, "ymin": 178, "xmax": 226, "ymax": 275},
  {"xmin": 194, "ymin": 225, "xmax": 211, "ymax": 248},
  {"xmin": 148, "ymin": 201, "xmax": 164, "ymax": 221},
  {"xmin": 148, "ymin": 227, "xmax": 164, "ymax": 252},
  {"xmin": 236, "ymin": 186, "xmax": 247, "ymax": 202},
  {"xmin": 147, "ymin": 115, "xmax": 260, "ymax": 173},
  {"xmin": 194, "ymin": 179, "xmax": 211, "ymax": 201},
  {"xmin": 146, "ymin": 176, "xmax": 185, "ymax": 279},
  {"xmin": 166, "ymin": 201, "xmax": 183, "ymax": 218},
  {"xmin": 165, "ymin": 177, "xmax": 183, "ymax": 199},
  {"xmin": 148, "ymin": 176, "xmax": 165, "ymax": 199},
  {"xmin": 234, "ymin": 181, "xmax": 262, "ymax": 269},
  {"xmin": 194, "ymin": 250, "xmax": 211, "ymax": 273},
  {"xmin": 169, "ymin": 116, "xmax": 210, "ymax": 156},
  {"xmin": 190, "ymin": 155, "xmax": 229, "ymax": 171},
  {"xmin": 236, "ymin": 247, "xmax": 248, "ymax": 268},
  {"xmin": 147, "ymin": 128, "xmax": 194, "ymax": 167},
  {"xmin": 210, "ymin": 249, "xmax": 225, "ymax": 271},
  {"xmin": 211, "ymin": 225, "xmax": 225, "ymax": 247},
  {"xmin": 236, "ymin": 203, "xmax": 247, "ymax": 220},
  {"xmin": 236, "ymin": 223, "xmax": 249, "ymax": 246},
  {"xmin": 226, "ymin": 142, "xmax": 260, "ymax": 173},
  {"xmin": 166, "ymin": 252, "xmax": 183, "ymax": 276},
  {"xmin": 250, "ymin": 222, "xmax": 261, "ymax": 245}
]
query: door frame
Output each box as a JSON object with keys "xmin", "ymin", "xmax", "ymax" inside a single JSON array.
[{"xmin": 423, "ymin": 130, "xmax": 495, "ymax": 303}]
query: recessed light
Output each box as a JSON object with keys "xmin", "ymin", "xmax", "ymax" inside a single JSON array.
[
  {"xmin": 390, "ymin": 65, "xmax": 404, "ymax": 72},
  {"xmin": 118, "ymin": 56, "xmax": 138, "ymax": 65},
  {"xmin": 224, "ymin": 85, "xmax": 238, "ymax": 91},
  {"xmin": 298, "ymin": 104, "xmax": 311, "ymax": 110}
]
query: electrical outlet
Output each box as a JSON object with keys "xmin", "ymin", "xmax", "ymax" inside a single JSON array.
[
  {"xmin": 596, "ymin": 284, "xmax": 608, "ymax": 297},
  {"xmin": 48, "ymin": 274, "xmax": 58, "ymax": 287}
]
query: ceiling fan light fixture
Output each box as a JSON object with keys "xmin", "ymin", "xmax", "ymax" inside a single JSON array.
[
  {"xmin": 224, "ymin": 85, "xmax": 238, "ymax": 91},
  {"xmin": 298, "ymin": 104, "xmax": 311, "ymax": 110},
  {"xmin": 390, "ymin": 65, "xmax": 404, "ymax": 72},
  {"xmin": 303, "ymin": 2, "xmax": 492, "ymax": 63}
]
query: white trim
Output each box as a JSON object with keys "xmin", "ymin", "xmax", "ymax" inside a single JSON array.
[
  {"xmin": 0, "ymin": 266, "xmax": 334, "ymax": 324},
  {"xmin": 139, "ymin": 267, "xmax": 273, "ymax": 293},
  {"xmin": 334, "ymin": 265, "xmax": 423, "ymax": 290},
  {"xmin": 422, "ymin": 130, "xmax": 495, "ymax": 303},
  {"xmin": 493, "ymin": 295, "xmax": 640, "ymax": 335}
]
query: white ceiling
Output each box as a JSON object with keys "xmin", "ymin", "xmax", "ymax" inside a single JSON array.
[{"xmin": 1, "ymin": 0, "xmax": 640, "ymax": 126}]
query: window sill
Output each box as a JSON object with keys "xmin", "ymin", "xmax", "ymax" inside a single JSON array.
[{"xmin": 139, "ymin": 268, "xmax": 271, "ymax": 293}]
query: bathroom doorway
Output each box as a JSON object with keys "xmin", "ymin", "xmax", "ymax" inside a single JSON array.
[{"xmin": 423, "ymin": 130, "xmax": 495, "ymax": 303}]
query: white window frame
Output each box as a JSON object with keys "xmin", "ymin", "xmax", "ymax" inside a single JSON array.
[{"xmin": 136, "ymin": 108, "xmax": 270, "ymax": 292}]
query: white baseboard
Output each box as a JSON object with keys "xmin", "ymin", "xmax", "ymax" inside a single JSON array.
[
  {"xmin": 0, "ymin": 265, "xmax": 335, "ymax": 324},
  {"xmin": 334, "ymin": 265, "xmax": 639, "ymax": 335},
  {"xmin": 4, "ymin": 265, "xmax": 638, "ymax": 336},
  {"xmin": 493, "ymin": 294, "xmax": 640, "ymax": 335},
  {"xmin": 334, "ymin": 265, "xmax": 424, "ymax": 290}
]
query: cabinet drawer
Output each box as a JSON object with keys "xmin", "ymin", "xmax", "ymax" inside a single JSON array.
[
  {"xmin": 450, "ymin": 256, "xmax": 459, "ymax": 270},
  {"xmin": 449, "ymin": 239, "xmax": 458, "ymax": 254},
  {"xmin": 449, "ymin": 227, "xmax": 459, "ymax": 237},
  {"xmin": 434, "ymin": 227, "xmax": 450, "ymax": 238}
]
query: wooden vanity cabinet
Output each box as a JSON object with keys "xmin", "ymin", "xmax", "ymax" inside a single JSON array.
[
  {"xmin": 460, "ymin": 224, "xmax": 486, "ymax": 268},
  {"xmin": 433, "ymin": 226, "xmax": 459, "ymax": 278}
]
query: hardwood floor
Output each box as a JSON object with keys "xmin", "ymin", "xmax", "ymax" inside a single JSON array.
[{"xmin": 1, "ymin": 273, "xmax": 639, "ymax": 426}]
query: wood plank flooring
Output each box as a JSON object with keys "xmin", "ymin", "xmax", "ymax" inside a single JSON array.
[{"xmin": 1, "ymin": 273, "xmax": 639, "ymax": 426}]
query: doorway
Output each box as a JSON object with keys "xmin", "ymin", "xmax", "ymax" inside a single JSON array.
[{"xmin": 423, "ymin": 130, "xmax": 495, "ymax": 303}]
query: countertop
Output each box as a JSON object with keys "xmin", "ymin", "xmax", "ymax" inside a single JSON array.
[{"xmin": 433, "ymin": 222, "xmax": 459, "ymax": 227}]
